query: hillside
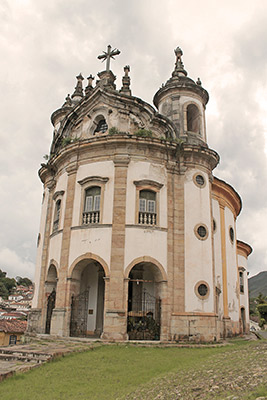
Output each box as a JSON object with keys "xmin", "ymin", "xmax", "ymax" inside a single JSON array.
[{"xmin": 248, "ymin": 271, "xmax": 267, "ymax": 298}]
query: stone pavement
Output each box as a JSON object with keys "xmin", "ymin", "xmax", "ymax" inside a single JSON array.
[{"xmin": 0, "ymin": 334, "xmax": 99, "ymax": 381}]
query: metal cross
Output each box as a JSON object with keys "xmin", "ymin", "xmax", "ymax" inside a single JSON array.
[{"xmin": 97, "ymin": 45, "xmax": 121, "ymax": 71}]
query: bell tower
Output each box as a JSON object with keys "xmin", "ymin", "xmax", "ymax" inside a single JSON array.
[{"xmin": 153, "ymin": 47, "xmax": 208, "ymax": 144}]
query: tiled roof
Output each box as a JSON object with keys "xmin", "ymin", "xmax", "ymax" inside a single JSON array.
[{"xmin": 0, "ymin": 319, "xmax": 27, "ymax": 333}]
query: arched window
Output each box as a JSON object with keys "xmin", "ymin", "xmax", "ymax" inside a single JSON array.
[
  {"xmin": 94, "ymin": 118, "xmax": 108, "ymax": 134},
  {"xmin": 139, "ymin": 190, "xmax": 156, "ymax": 225},
  {"xmin": 83, "ymin": 186, "xmax": 101, "ymax": 224},
  {"xmin": 186, "ymin": 104, "xmax": 200, "ymax": 133},
  {"xmin": 53, "ymin": 199, "xmax": 61, "ymax": 232}
]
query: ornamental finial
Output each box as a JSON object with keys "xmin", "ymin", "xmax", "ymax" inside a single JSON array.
[{"xmin": 173, "ymin": 46, "xmax": 187, "ymax": 77}]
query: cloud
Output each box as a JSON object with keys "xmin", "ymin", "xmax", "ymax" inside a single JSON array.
[
  {"xmin": 0, "ymin": 0, "xmax": 266, "ymax": 281},
  {"xmin": 0, "ymin": 247, "xmax": 35, "ymax": 279}
]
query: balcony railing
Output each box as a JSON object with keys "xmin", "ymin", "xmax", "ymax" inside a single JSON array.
[
  {"xmin": 139, "ymin": 212, "xmax": 157, "ymax": 225},
  {"xmin": 82, "ymin": 211, "xmax": 100, "ymax": 224}
]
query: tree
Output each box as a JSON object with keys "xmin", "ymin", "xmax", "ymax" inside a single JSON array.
[
  {"xmin": 255, "ymin": 292, "xmax": 267, "ymax": 305},
  {"xmin": 0, "ymin": 281, "xmax": 9, "ymax": 299},
  {"xmin": 16, "ymin": 276, "xmax": 32, "ymax": 287}
]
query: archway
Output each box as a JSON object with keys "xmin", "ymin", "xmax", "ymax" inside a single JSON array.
[
  {"xmin": 186, "ymin": 104, "xmax": 200, "ymax": 133},
  {"xmin": 45, "ymin": 264, "xmax": 57, "ymax": 334},
  {"xmin": 69, "ymin": 259, "xmax": 105, "ymax": 338},
  {"xmin": 127, "ymin": 262, "xmax": 163, "ymax": 340},
  {"xmin": 241, "ymin": 307, "xmax": 246, "ymax": 333}
]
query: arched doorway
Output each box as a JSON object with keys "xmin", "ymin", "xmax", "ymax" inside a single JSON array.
[
  {"xmin": 127, "ymin": 262, "xmax": 162, "ymax": 340},
  {"xmin": 45, "ymin": 264, "xmax": 57, "ymax": 334},
  {"xmin": 69, "ymin": 259, "xmax": 105, "ymax": 338},
  {"xmin": 241, "ymin": 307, "xmax": 246, "ymax": 333}
]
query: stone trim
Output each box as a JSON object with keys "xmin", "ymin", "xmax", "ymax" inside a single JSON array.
[
  {"xmin": 194, "ymin": 280, "xmax": 210, "ymax": 300},
  {"xmin": 50, "ymin": 229, "xmax": 63, "ymax": 238},
  {"xmin": 78, "ymin": 176, "xmax": 109, "ymax": 186},
  {"xmin": 133, "ymin": 179, "xmax": 164, "ymax": 190},
  {"xmin": 71, "ymin": 224, "xmax": 112, "ymax": 230},
  {"xmin": 125, "ymin": 224, "xmax": 167, "ymax": 232},
  {"xmin": 52, "ymin": 190, "xmax": 65, "ymax": 201}
]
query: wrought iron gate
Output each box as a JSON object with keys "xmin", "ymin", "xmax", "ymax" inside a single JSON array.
[
  {"xmin": 70, "ymin": 289, "xmax": 89, "ymax": 337},
  {"xmin": 45, "ymin": 289, "xmax": 56, "ymax": 334},
  {"xmin": 127, "ymin": 290, "xmax": 161, "ymax": 340}
]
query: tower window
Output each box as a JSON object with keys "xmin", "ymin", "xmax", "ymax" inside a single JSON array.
[
  {"xmin": 53, "ymin": 199, "xmax": 61, "ymax": 232},
  {"xmin": 186, "ymin": 104, "xmax": 200, "ymax": 134},
  {"xmin": 83, "ymin": 186, "xmax": 101, "ymax": 224},
  {"xmin": 94, "ymin": 119, "xmax": 108, "ymax": 134},
  {"xmin": 139, "ymin": 190, "xmax": 156, "ymax": 225}
]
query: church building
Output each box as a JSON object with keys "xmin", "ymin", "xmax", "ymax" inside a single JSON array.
[{"xmin": 28, "ymin": 46, "xmax": 252, "ymax": 341}]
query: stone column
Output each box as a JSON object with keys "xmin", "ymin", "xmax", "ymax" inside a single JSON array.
[
  {"xmin": 102, "ymin": 155, "xmax": 129, "ymax": 340},
  {"xmin": 37, "ymin": 178, "xmax": 55, "ymax": 333},
  {"xmin": 167, "ymin": 164, "xmax": 185, "ymax": 340},
  {"xmin": 51, "ymin": 164, "xmax": 77, "ymax": 336},
  {"xmin": 219, "ymin": 201, "xmax": 231, "ymax": 337}
]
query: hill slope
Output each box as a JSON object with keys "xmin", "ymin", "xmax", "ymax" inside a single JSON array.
[{"xmin": 248, "ymin": 271, "xmax": 267, "ymax": 298}]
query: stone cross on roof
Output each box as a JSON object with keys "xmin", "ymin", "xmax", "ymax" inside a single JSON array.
[{"xmin": 97, "ymin": 45, "xmax": 121, "ymax": 71}]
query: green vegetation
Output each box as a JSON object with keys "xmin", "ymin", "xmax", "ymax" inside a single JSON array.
[
  {"xmin": 0, "ymin": 341, "xmax": 266, "ymax": 400},
  {"xmin": 134, "ymin": 128, "xmax": 153, "ymax": 138},
  {"xmin": 0, "ymin": 269, "xmax": 16, "ymax": 299},
  {"xmin": 108, "ymin": 126, "xmax": 120, "ymax": 135},
  {"xmin": 0, "ymin": 269, "xmax": 32, "ymax": 299}
]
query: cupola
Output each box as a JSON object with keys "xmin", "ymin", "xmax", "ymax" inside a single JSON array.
[{"xmin": 153, "ymin": 47, "xmax": 209, "ymax": 143}]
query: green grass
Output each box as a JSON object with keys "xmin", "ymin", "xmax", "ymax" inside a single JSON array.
[{"xmin": 0, "ymin": 341, "xmax": 266, "ymax": 400}]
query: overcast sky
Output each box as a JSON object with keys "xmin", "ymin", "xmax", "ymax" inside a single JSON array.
[{"xmin": 0, "ymin": 0, "xmax": 266, "ymax": 280}]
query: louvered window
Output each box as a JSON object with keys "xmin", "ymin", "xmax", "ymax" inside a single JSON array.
[
  {"xmin": 83, "ymin": 186, "xmax": 101, "ymax": 224},
  {"xmin": 53, "ymin": 199, "xmax": 61, "ymax": 232},
  {"xmin": 139, "ymin": 190, "xmax": 156, "ymax": 225}
]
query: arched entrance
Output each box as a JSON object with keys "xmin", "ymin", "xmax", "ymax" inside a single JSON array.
[
  {"xmin": 45, "ymin": 264, "xmax": 57, "ymax": 334},
  {"xmin": 69, "ymin": 259, "xmax": 105, "ymax": 338},
  {"xmin": 127, "ymin": 262, "xmax": 163, "ymax": 340},
  {"xmin": 241, "ymin": 307, "xmax": 246, "ymax": 333}
]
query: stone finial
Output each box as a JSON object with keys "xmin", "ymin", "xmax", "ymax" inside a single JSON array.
[
  {"xmin": 62, "ymin": 94, "xmax": 72, "ymax": 108},
  {"xmin": 71, "ymin": 73, "xmax": 84, "ymax": 101},
  {"xmin": 196, "ymin": 77, "xmax": 202, "ymax": 86},
  {"xmin": 119, "ymin": 65, "xmax": 131, "ymax": 96},
  {"xmin": 85, "ymin": 74, "xmax": 95, "ymax": 96},
  {"xmin": 172, "ymin": 46, "xmax": 187, "ymax": 77}
]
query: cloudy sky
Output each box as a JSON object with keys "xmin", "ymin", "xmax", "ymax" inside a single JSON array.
[{"xmin": 0, "ymin": 0, "xmax": 267, "ymax": 280}]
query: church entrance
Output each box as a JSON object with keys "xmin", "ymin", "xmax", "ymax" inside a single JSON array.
[
  {"xmin": 45, "ymin": 264, "xmax": 57, "ymax": 334},
  {"xmin": 70, "ymin": 260, "xmax": 105, "ymax": 338},
  {"xmin": 127, "ymin": 263, "xmax": 161, "ymax": 340}
]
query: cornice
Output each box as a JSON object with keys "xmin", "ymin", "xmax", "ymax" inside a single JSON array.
[
  {"xmin": 237, "ymin": 239, "xmax": 253, "ymax": 258},
  {"xmin": 212, "ymin": 176, "xmax": 242, "ymax": 218}
]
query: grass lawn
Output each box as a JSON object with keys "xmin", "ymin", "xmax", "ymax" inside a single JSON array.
[{"xmin": 0, "ymin": 340, "xmax": 266, "ymax": 400}]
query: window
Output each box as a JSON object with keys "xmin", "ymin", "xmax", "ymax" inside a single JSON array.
[
  {"xmin": 229, "ymin": 227, "xmax": 234, "ymax": 243},
  {"xmin": 186, "ymin": 104, "xmax": 200, "ymax": 134},
  {"xmin": 83, "ymin": 186, "xmax": 101, "ymax": 224},
  {"xmin": 53, "ymin": 199, "xmax": 61, "ymax": 232},
  {"xmin": 193, "ymin": 173, "xmax": 206, "ymax": 188},
  {"xmin": 195, "ymin": 281, "xmax": 210, "ymax": 299},
  {"xmin": 194, "ymin": 223, "xmax": 209, "ymax": 240},
  {"xmin": 94, "ymin": 118, "xmax": 108, "ymax": 134},
  {"xmin": 239, "ymin": 271, "xmax": 244, "ymax": 294},
  {"xmin": 9, "ymin": 335, "xmax": 17, "ymax": 345},
  {"xmin": 139, "ymin": 190, "xmax": 156, "ymax": 225}
]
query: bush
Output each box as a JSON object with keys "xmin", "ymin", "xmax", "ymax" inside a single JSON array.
[{"xmin": 134, "ymin": 129, "xmax": 153, "ymax": 138}]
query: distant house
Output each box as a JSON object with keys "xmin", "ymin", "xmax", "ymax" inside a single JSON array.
[{"xmin": 0, "ymin": 320, "xmax": 27, "ymax": 346}]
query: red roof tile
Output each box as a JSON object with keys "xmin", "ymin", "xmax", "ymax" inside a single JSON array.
[{"xmin": 0, "ymin": 320, "xmax": 27, "ymax": 333}]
